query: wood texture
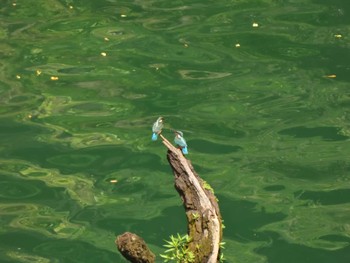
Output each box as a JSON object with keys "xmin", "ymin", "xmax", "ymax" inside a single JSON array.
[
  {"xmin": 116, "ymin": 134, "xmax": 222, "ymax": 263},
  {"xmin": 116, "ymin": 232, "xmax": 155, "ymax": 263},
  {"xmin": 161, "ymin": 134, "xmax": 222, "ymax": 263}
]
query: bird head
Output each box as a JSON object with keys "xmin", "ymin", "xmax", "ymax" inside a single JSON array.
[{"xmin": 174, "ymin": 130, "xmax": 183, "ymax": 137}]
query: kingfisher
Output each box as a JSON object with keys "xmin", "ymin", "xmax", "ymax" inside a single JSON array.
[
  {"xmin": 174, "ymin": 130, "xmax": 188, "ymax": 154},
  {"xmin": 152, "ymin": 117, "xmax": 164, "ymax": 141}
]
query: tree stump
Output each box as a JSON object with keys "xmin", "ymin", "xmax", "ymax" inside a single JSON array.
[
  {"xmin": 116, "ymin": 134, "xmax": 222, "ymax": 263},
  {"xmin": 116, "ymin": 232, "xmax": 155, "ymax": 263}
]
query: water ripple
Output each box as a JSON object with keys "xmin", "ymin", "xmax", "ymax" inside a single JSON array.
[
  {"xmin": 178, "ymin": 69, "xmax": 231, "ymax": 80},
  {"xmin": 0, "ymin": 178, "xmax": 41, "ymax": 200}
]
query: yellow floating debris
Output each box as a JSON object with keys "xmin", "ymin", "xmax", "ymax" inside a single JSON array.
[
  {"xmin": 235, "ymin": 43, "xmax": 241, "ymax": 48},
  {"xmin": 69, "ymin": 5, "xmax": 73, "ymax": 9},
  {"xmin": 101, "ymin": 52, "xmax": 107, "ymax": 57},
  {"xmin": 50, "ymin": 76, "xmax": 59, "ymax": 80},
  {"xmin": 110, "ymin": 179, "xmax": 118, "ymax": 183},
  {"xmin": 334, "ymin": 34, "xmax": 342, "ymax": 38},
  {"xmin": 183, "ymin": 43, "xmax": 189, "ymax": 48},
  {"xmin": 16, "ymin": 75, "xmax": 21, "ymax": 79},
  {"xmin": 36, "ymin": 70, "xmax": 42, "ymax": 76},
  {"xmin": 120, "ymin": 14, "xmax": 127, "ymax": 18},
  {"xmin": 104, "ymin": 37, "xmax": 110, "ymax": 41},
  {"xmin": 252, "ymin": 22, "xmax": 259, "ymax": 27},
  {"xmin": 324, "ymin": 74, "xmax": 336, "ymax": 78},
  {"xmin": 12, "ymin": 3, "xmax": 17, "ymax": 7}
]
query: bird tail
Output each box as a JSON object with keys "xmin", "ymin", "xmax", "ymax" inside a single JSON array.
[
  {"xmin": 152, "ymin": 133, "xmax": 158, "ymax": 141},
  {"xmin": 182, "ymin": 147, "xmax": 188, "ymax": 154}
]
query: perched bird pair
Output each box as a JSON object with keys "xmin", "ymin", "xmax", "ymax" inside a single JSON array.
[{"xmin": 151, "ymin": 117, "xmax": 188, "ymax": 155}]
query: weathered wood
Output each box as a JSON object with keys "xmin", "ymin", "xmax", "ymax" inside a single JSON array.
[
  {"xmin": 116, "ymin": 232, "xmax": 155, "ymax": 263},
  {"xmin": 116, "ymin": 134, "xmax": 222, "ymax": 263},
  {"xmin": 160, "ymin": 134, "xmax": 222, "ymax": 263}
]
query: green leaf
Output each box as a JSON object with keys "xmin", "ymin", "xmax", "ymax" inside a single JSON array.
[{"xmin": 163, "ymin": 244, "xmax": 174, "ymax": 248}]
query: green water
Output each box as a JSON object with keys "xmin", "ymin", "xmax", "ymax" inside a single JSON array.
[{"xmin": 1, "ymin": 0, "xmax": 350, "ymax": 262}]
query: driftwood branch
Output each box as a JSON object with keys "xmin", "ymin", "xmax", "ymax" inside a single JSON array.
[
  {"xmin": 116, "ymin": 134, "xmax": 222, "ymax": 263},
  {"xmin": 160, "ymin": 134, "xmax": 222, "ymax": 262}
]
